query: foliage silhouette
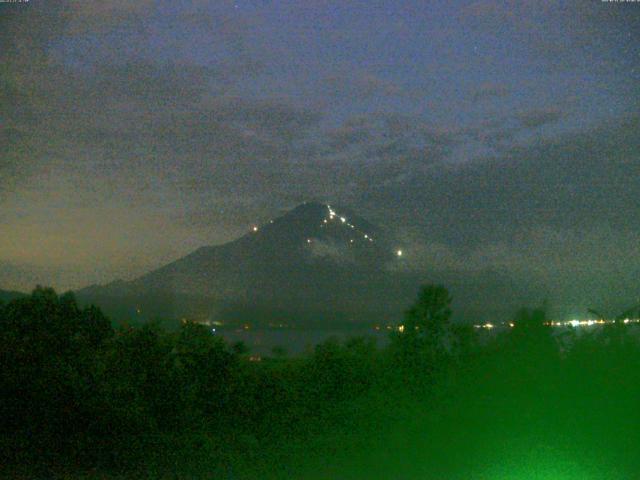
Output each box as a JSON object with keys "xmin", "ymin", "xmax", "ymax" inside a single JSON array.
[{"xmin": 1, "ymin": 286, "xmax": 640, "ymax": 478}]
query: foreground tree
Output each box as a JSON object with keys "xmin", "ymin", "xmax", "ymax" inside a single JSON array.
[
  {"xmin": 404, "ymin": 284, "xmax": 453, "ymax": 340},
  {"xmin": 0, "ymin": 287, "xmax": 113, "ymax": 445},
  {"xmin": 390, "ymin": 284, "xmax": 453, "ymax": 384}
]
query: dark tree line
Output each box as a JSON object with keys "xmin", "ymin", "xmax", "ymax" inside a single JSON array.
[{"xmin": 1, "ymin": 285, "xmax": 640, "ymax": 479}]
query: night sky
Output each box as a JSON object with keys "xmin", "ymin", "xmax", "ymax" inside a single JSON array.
[{"xmin": 2, "ymin": 1, "xmax": 639, "ymax": 316}]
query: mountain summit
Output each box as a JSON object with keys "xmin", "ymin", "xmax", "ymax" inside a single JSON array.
[{"xmin": 77, "ymin": 203, "xmax": 412, "ymax": 326}]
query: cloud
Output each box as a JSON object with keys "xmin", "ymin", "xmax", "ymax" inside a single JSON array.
[
  {"xmin": 66, "ymin": 0, "xmax": 154, "ymax": 33},
  {"xmin": 1, "ymin": 0, "xmax": 637, "ymax": 303},
  {"xmin": 387, "ymin": 220, "xmax": 640, "ymax": 319},
  {"xmin": 457, "ymin": 0, "xmax": 521, "ymax": 30},
  {"xmin": 0, "ymin": 0, "xmax": 321, "ymax": 202},
  {"xmin": 517, "ymin": 107, "xmax": 564, "ymax": 128},
  {"xmin": 351, "ymin": 72, "xmax": 402, "ymax": 98},
  {"xmin": 470, "ymin": 82, "xmax": 510, "ymax": 102},
  {"xmin": 362, "ymin": 113, "xmax": 640, "ymax": 247},
  {"xmin": 0, "ymin": 0, "xmax": 328, "ymax": 288},
  {"xmin": 307, "ymin": 239, "xmax": 351, "ymax": 261},
  {"xmin": 325, "ymin": 113, "xmax": 459, "ymax": 158},
  {"xmin": 323, "ymin": 70, "xmax": 413, "ymax": 102},
  {"xmin": 466, "ymin": 225, "xmax": 640, "ymax": 314},
  {"xmin": 457, "ymin": 0, "xmax": 639, "ymax": 77}
]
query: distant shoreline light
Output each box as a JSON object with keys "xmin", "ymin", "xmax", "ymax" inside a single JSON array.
[{"xmin": 471, "ymin": 318, "xmax": 640, "ymax": 329}]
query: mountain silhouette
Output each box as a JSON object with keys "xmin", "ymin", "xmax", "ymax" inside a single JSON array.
[
  {"xmin": 77, "ymin": 202, "xmax": 414, "ymax": 327},
  {"xmin": 0, "ymin": 289, "xmax": 26, "ymax": 304}
]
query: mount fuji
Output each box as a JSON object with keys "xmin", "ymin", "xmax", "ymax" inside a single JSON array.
[{"xmin": 76, "ymin": 202, "xmax": 416, "ymax": 327}]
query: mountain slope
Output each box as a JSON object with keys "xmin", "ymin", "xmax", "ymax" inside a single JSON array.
[
  {"xmin": 77, "ymin": 202, "xmax": 415, "ymax": 326},
  {"xmin": 0, "ymin": 288, "xmax": 26, "ymax": 304}
]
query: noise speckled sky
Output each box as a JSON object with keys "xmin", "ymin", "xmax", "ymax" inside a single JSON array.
[{"xmin": 1, "ymin": 0, "xmax": 639, "ymax": 315}]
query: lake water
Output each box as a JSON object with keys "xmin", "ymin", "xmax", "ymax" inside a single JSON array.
[{"xmin": 216, "ymin": 327, "xmax": 390, "ymax": 355}]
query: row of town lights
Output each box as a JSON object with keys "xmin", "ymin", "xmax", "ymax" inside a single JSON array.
[{"xmin": 471, "ymin": 318, "xmax": 640, "ymax": 329}]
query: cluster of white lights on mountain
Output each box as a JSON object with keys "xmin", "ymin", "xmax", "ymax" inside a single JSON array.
[
  {"xmin": 323, "ymin": 204, "xmax": 404, "ymax": 257},
  {"xmin": 251, "ymin": 204, "xmax": 405, "ymax": 257},
  {"xmin": 325, "ymin": 205, "xmax": 366, "ymax": 238}
]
